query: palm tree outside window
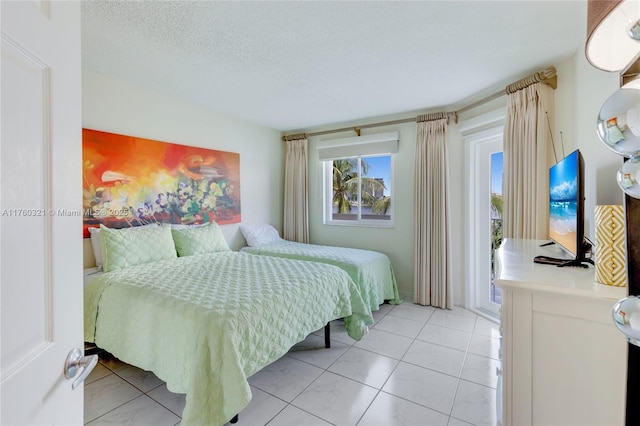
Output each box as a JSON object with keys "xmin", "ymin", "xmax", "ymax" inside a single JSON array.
[
  {"xmin": 325, "ymin": 155, "xmax": 393, "ymax": 225},
  {"xmin": 491, "ymin": 151, "xmax": 504, "ymax": 305}
]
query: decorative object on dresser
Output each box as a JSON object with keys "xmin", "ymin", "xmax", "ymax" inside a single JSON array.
[
  {"xmin": 595, "ymin": 204, "xmax": 627, "ymax": 286},
  {"xmin": 82, "ymin": 128, "xmax": 241, "ymax": 237}
]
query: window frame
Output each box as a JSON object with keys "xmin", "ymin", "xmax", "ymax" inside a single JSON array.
[{"xmin": 322, "ymin": 153, "xmax": 395, "ymax": 228}]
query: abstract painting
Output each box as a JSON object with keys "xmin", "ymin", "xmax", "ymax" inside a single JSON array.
[{"xmin": 82, "ymin": 129, "xmax": 240, "ymax": 237}]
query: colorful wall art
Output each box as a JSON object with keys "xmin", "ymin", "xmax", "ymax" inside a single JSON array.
[{"xmin": 82, "ymin": 129, "xmax": 240, "ymax": 237}]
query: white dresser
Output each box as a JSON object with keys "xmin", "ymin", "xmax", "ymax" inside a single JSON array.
[{"xmin": 495, "ymin": 239, "xmax": 627, "ymax": 426}]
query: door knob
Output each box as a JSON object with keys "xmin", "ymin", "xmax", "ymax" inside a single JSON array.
[{"xmin": 64, "ymin": 347, "xmax": 98, "ymax": 390}]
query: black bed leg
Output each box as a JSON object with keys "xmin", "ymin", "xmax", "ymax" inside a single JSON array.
[
  {"xmin": 324, "ymin": 322, "xmax": 331, "ymax": 348},
  {"xmin": 230, "ymin": 414, "xmax": 238, "ymax": 424}
]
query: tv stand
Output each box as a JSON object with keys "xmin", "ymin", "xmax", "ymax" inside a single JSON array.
[
  {"xmin": 558, "ymin": 258, "xmax": 594, "ymax": 268},
  {"xmin": 496, "ymin": 239, "xmax": 627, "ymax": 426}
]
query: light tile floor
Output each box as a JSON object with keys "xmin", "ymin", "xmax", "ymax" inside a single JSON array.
[{"xmin": 85, "ymin": 303, "xmax": 500, "ymax": 426}]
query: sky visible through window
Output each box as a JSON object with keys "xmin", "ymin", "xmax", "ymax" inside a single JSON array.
[
  {"xmin": 363, "ymin": 153, "xmax": 502, "ymax": 197},
  {"xmin": 363, "ymin": 156, "xmax": 391, "ymax": 196},
  {"xmin": 491, "ymin": 152, "xmax": 503, "ymax": 195}
]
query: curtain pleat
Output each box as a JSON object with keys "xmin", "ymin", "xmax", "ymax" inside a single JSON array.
[
  {"xmin": 283, "ymin": 138, "xmax": 309, "ymax": 243},
  {"xmin": 413, "ymin": 119, "xmax": 452, "ymax": 309},
  {"xmin": 503, "ymin": 83, "xmax": 554, "ymax": 240}
]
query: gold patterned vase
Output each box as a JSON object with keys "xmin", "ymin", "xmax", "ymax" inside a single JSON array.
[{"xmin": 594, "ymin": 205, "xmax": 627, "ymax": 287}]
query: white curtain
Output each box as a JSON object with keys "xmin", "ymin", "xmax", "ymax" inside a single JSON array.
[
  {"xmin": 503, "ymin": 82, "xmax": 555, "ymax": 239},
  {"xmin": 283, "ymin": 138, "xmax": 309, "ymax": 243},
  {"xmin": 414, "ymin": 118, "xmax": 452, "ymax": 309}
]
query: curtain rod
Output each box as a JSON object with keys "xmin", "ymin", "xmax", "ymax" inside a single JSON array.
[
  {"xmin": 458, "ymin": 66, "xmax": 558, "ymax": 113},
  {"xmin": 282, "ymin": 113, "xmax": 457, "ymax": 141},
  {"xmin": 457, "ymin": 90, "xmax": 505, "ymax": 114},
  {"xmin": 505, "ymin": 66, "xmax": 557, "ymax": 94},
  {"xmin": 417, "ymin": 112, "xmax": 452, "ymax": 123},
  {"xmin": 282, "ymin": 67, "xmax": 557, "ymax": 141}
]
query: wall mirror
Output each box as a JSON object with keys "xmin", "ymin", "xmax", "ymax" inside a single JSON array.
[
  {"xmin": 597, "ymin": 85, "xmax": 640, "ymax": 198},
  {"xmin": 597, "ymin": 86, "xmax": 640, "ymax": 157}
]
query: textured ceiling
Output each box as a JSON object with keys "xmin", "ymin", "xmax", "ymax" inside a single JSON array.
[{"xmin": 81, "ymin": 1, "xmax": 586, "ymax": 131}]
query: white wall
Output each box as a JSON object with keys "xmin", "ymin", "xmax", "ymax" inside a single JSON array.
[{"xmin": 82, "ymin": 70, "xmax": 283, "ymax": 266}]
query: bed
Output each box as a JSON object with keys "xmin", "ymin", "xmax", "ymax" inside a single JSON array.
[
  {"xmin": 84, "ymin": 223, "xmax": 373, "ymax": 426},
  {"xmin": 240, "ymin": 224, "xmax": 402, "ymax": 310}
]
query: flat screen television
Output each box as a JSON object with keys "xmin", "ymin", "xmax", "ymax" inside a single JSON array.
[{"xmin": 548, "ymin": 149, "xmax": 592, "ymax": 266}]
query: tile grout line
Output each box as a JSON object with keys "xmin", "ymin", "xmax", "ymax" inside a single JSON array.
[
  {"xmin": 446, "ymin": 315, "xmax": 478, "ymax": 419},
  {"xmin": 277, "ymin": 304, "xmax": 398, "ymax": 426},
  {"xmin": 84, "ymin": 377, "xmax": 144, "ymax": 424},
  {"xmin": 282, "ymin": 306, "xmax": 394, "ymax": 425},
  {"xmin": 105, "ymin": 361, "xmax": 183, "ymax": 418},
  {"xmin": 354, "ymin": 306, "xmax": 480, "ymax": 422},
  {"xmin": 286, "ymin": 307, "xmax": 498, "ymax": 401},
  {"xmin": 93, "ymin": 360, "xmax": 184, "ymax": 421},
  {"xmin": 380, "ymin": 306, "xmax": 498, "ymax": 422}
]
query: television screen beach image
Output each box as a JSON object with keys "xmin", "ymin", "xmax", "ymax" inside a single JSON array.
[{"xmin": 549, "ymin": 150, "xmax": 580, "ymax": 255}]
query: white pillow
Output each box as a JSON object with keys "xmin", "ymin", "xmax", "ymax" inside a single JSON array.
[
  {"xmin": 88, "ymin": 223, "xmax": 159, "ymax": 269},
  {"xmin": 88, "ymin": 227, "xmax": 103, "ymax": 268},
  {"xmin": 240, "ymin": 224, "xmax": 283, "ymax": 247}
]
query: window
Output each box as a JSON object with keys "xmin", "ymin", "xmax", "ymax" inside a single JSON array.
[{"xmin": 319, "ymin": 132, "xmax": 397, "ymax": 227}]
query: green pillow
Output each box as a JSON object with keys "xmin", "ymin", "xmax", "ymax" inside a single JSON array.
[
  {"xmin": 99, "ymin": 224, "xmax": 177, "ymax": 272},
  {"xmin": 171, "ymin": 222, "xmax": 230, "ymax": 256}
]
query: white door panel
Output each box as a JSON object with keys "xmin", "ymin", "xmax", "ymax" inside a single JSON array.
[
  {"xmin": 473, "ymin": 137, "xmax": 502, "ymax": 315},
  {"xmin": 1, "ymin": 1, "xmax": 84, "ymax": 424},
  {"xmin": 464, "ymin": 123, "xmax": 503, "ymax": 317}
]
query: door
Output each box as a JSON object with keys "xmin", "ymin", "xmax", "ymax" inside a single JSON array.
[
  {"xmin": 465, "ymin": 124, "xmax": 503, "ymax": 317},
  {"xmin": 1, "ymin": 1, "xmax": 84, "ymax": 424}
]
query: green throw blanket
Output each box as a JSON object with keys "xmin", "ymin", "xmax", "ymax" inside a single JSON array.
[{"xmin": 85, "ymin": 252, "xmax": 372, "ymax": 425}]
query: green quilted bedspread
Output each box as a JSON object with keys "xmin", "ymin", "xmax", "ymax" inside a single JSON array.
[
  {"xmin": 242, "ymin": 241, "xmax": 401, "ymax": 310},
  {"xmin": 84, "ymin": 252, "xmax": 372, "ymax": 426}
]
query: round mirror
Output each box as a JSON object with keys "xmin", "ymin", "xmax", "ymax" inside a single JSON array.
[
  {"xmin": 617, "ymin": 155, "xmax": 640, "ymax": 199},
  {"xmin": 597, "ymin": 87, "xmax": 640, "ymax": 157},
  {"xmin": 613, "ymin": 296, "xmax": 640, "ymax": 347}
]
